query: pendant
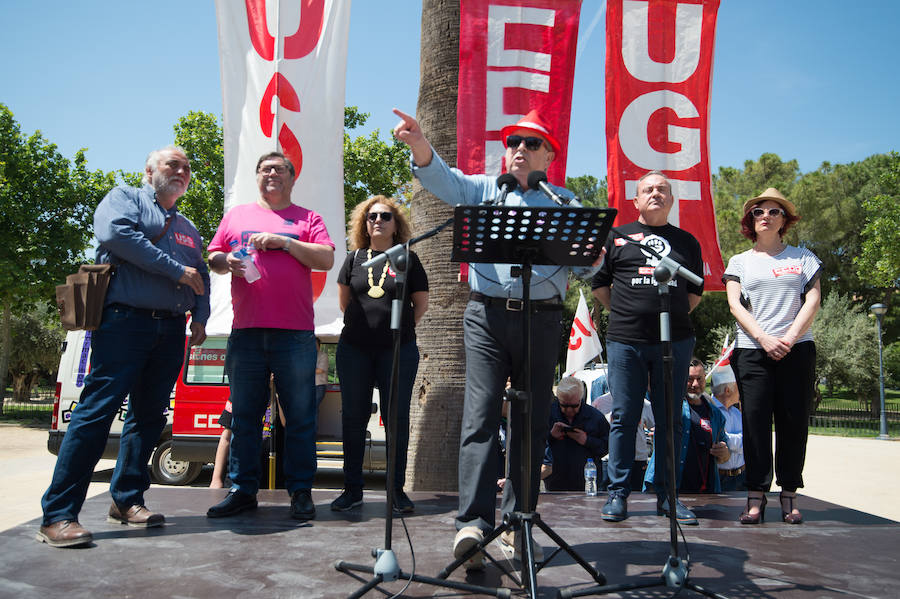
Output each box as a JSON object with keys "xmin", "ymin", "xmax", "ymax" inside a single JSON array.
[{"xmin": 367, "ymin": 286, "xmax": 385, "ymax": 298}]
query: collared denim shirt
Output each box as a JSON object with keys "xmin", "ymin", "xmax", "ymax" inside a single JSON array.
[
  {"xmin": 412, "ymin": 148, "xmax": 599, "ymax": 301},
  {"xmin": 94, "ymin": 183, "xmax": 210, "ymax": 324}
]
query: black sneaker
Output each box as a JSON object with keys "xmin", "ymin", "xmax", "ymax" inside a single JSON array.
[
  {"xmin": 330, "ymin": 488, "xmax": 364, "ymax": 512},
  {"xmin": 393, "ymin": 489, "xmax": 414, "ymax": 514},
  {"xmin": 207, "ymin": 489, "xmax": 258, "ymax": 518},
  {"xmin": 290, "ymin": 489, "xmax": 316, "ymax": 521}
]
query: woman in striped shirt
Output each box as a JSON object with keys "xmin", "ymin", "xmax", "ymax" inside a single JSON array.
[{"xmin": 723, "ymin": 188, "xmax": 821, "ymax": 525}]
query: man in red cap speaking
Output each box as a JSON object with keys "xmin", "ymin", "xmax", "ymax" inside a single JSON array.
[{"xmin": 394, "ymin": 108, "xmax": 601, "ymax": 568}]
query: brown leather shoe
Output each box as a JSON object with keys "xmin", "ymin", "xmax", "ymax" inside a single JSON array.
[
  {"xmin": 108, "ymin": 503, "xmax": 165, "ymax": 528},
  {"xmin": 36, "ymin": 520, "xmax": 93, "ymax": 548}
]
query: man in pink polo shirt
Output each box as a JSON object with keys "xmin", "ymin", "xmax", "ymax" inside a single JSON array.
[{"xmin": 206, "ymin": 151, "xmax": 334, "ymax": 521}]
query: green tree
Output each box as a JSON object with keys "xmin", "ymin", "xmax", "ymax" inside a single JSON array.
[
  {"xmin": 712, "ymin": 153, "xmax": 800, "ymax": 262},
  {"xmin": 811, "ymin": 292, "xmax": 879, "ymax": 409},
  {"xmin": 856, "ymin": 151, "xmax": 900, "ymax": 289},
  {"xmin": 174, "ymin": 111, "xmax": 224, "ymax": 247},
  {"xmin": 566, "ymin": 174, "xmax": 607, "ymax": 207},
  {"xmin": 0, "ymin": 104, "xmax": 113, "ymax": 413},
  {"xmin": 792, "ymin": 153, "xmax": 895, "ymax": 301},
  {"xmin": 343, "ymin": 106, "xmax": 411, "ymax": 224},
  {"xmin": 4, "ymin": 303, "xmax": 65, "ymax": 402}
]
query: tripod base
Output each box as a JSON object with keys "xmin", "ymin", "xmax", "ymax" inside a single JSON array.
[
  {"xmin": 438, "ymin": 511, "xmax": 606, "ymax": 599},
  {"xmin": 334, "ymin": 558, "xmax": 512, "ymax": 598},
  {"xmin": 557, "ymin": 554, "xmax": 728, "ymax": 599}
]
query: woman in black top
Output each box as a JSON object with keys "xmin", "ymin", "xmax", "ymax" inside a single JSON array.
[{"xmin": 331, "ymin": 196, "xmax": 429, "ymax": 513}]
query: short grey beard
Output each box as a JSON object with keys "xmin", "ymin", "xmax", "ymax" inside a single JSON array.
[
  {"xmin": 151, "ymin": 170, "xmax": 186, "ymax": 196},
  {"xmin": 686, "ymin": 392, "xmax": 702, "ymax": 401}
]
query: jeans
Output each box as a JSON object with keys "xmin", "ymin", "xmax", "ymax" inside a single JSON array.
[
  {"xmin": 456, "ymin": 300, "xmax": 563, "ymax": 533},
  {"xmin": 605, "ymin": 337, "xmax": 694, "ymax": 499},
  {"xmin": 41, "ymin": 305, "xmax": 185, "ymax": 525},
  {"xmin": 225, "ymin": 328, "xmax": 317, "ymax": 496},
  {"xmin": 336, "ymin": 339, "xmax": 419, "ymax": 491}
]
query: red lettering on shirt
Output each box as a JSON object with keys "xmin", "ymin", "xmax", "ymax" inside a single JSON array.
[
  {"xmin": 638, "ymin": 267, "xmax": 654, "ymax": 275},
  {"xmin": 174, "ymin": 232, "xmax": 196, "ymax": 248},
  {"xmin": 614, "ymin": 237, "xmax": 628, "ymax": 246},
  {"xmin": 700, "ymin": 418, "xmax": 711, "ymax": 433},
  {"xmin": 628, "ymin": 232, "xmax": 645, "ymax": 241},
  {"xmin": 773, "ymin": 264, "xmax": 801, "ymax": 277}
]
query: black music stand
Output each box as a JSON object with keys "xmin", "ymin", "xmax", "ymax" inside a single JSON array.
[{"xmin": 434, "ymin": 205, "xmax": 616, "ymax": 598}]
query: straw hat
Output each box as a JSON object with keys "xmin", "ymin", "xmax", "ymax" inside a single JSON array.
[
  {"xmin": 499, "ymin": 109, "xmax": 562, "ymax": 153},
  {"xmin": 742, "ymin": 187, "xmax": 797, "ymax": 217}
]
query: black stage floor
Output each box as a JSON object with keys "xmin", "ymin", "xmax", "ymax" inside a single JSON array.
[{"xmin": 2, "ymin": 489, "xmax": 897, "ymax": 598}]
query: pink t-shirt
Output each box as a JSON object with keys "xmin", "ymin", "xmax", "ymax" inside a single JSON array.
[{"xmin": 208, "ymin": 202, "xmax": 334, "ymax": 330}]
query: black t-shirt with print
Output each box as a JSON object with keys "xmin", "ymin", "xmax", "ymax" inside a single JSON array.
[
  {"xmin": 338, "ymin": 248, "xmax": 429, "ymax": 349},
  {"xmin": 592, "ymin": 221, "xmax": 703, "ymax": 343}
]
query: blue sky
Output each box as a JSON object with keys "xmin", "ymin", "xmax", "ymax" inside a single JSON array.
[{"xmin": 1, "ymin": 1, "xmax": 897, "ymax": 181}]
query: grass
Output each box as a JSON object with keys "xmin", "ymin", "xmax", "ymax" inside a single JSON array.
[{"xmin": 809, "ymin": 385, "xmax": 899, "ymax": 437}]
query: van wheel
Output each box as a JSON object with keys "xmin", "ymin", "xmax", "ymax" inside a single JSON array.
[{"xmin": 151, "ymin": 439, "xmax": 201, "ymax": 486}]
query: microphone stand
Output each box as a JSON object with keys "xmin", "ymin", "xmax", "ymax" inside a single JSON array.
[
  {"xmin": 560, "ymin": 231, "xmax": 727, "ymax": 599},
  {"xmin": 335, "ymin": 216, "xmax": 508, "ymax": 598}
]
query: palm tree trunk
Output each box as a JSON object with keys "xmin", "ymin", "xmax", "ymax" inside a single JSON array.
[{"xmin": 405, "ymin": 0, "xmax": 467, "ymax": 492}]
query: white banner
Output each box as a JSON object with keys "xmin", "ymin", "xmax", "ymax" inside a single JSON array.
[
  {"xmin": 212, "ymin": 0, "xmax": 350, "ymax": 334},
  {"xmin": 565, "ymin": 290, "xmax": 603, "ymax": 375}
]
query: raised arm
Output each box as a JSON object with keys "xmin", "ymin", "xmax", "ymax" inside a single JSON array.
[{"xmin": 393, "ymin": 108, "xmax": 433, "ymax": 167}]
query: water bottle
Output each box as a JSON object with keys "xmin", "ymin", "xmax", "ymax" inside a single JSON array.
[
  {"xmin": 584, "ymin": 458, "xmax": 598, "ymax": 496},
  {"xmin": 229, "ymin": 240, "xmax": 260, "ymax": 283}
]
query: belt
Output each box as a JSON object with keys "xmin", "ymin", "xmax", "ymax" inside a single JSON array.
[
  {"xmin": 108, "ymin": 303, "xmax": 185, "ymax": 320},
  {"xmin": 469, "ymin": 292, "xmax": 563, "ymax": 312},
  {"xmin": 718, "ymin": 465, "xmax": 745, "ymax": 477}
]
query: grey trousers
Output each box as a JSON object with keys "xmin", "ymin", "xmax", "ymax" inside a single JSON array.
[{"xmin": 456, "ymin": 299, "xmax": 563, "ymax": 533}]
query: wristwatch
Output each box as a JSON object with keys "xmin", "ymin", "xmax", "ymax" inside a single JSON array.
[{"xmin": 282, "ymin": 237, "xmax": 291, "ymax": 252}]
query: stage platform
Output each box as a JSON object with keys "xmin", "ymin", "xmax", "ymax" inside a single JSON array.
[{"xmin": 1, "ymin": 488, "xmax": 897, "ymax": 598}]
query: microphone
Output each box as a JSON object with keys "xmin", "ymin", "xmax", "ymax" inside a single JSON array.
[
  {"xmin": 495, "ymin": 173, "xmax": 518, "ymax": 206},
  {"xmin": 527, "ymin": 170, "xmax": 569, "ymax": 206}
]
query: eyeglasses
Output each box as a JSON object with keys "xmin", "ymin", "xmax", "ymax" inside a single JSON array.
[
  {"xmin": 505, "ymin": 135, "xmax": 545, "ymax": 151},
  {"xmin": 367, "ymin": 211, "xmax": 393, "ymax": 223},
  {"xmin": 751, "ymin": 207, "xmax": 785, "ymax": 218},
  {"xmin": 559, "ymin": 402, "xmax": 580, "ymax": 410},
  {"xmin": 258, "ymin": 164, "xmax": 288, "ymax": 175}
]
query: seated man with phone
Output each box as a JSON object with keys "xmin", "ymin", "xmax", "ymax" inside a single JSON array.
[{"xmin": 543, "ymin": 376, "xmax": 610, "ymax": 491}]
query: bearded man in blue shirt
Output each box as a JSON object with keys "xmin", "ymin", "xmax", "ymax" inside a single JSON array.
[{"xmin": 38, "ymin": 146, "xmax": 209, "ymax": 548}]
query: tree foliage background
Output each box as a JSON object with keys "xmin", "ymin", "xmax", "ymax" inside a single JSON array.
[{"xmin": 3, "ymin": 101, "xmax": 898, "ymax": 416}]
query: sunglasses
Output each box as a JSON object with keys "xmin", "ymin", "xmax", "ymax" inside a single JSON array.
[
  {"xmin": 505, "ymin": 135, "xmax": 546, "ymax": 151},
  {"xmin": 751, "ymin": 207, "xmax": 785, "ymax": 218},
  {"xmin": 367, "ymin": 211, "xmax": 393, "ymax": 223}
]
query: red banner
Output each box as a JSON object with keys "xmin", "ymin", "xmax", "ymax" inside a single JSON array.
[
  {"xmin": 458, "ymin": 0, "xmax": 582, "ymax": 186},
  {"xmin": 606, "ymin": 0, "xmax": 724, "ymax": 290}
]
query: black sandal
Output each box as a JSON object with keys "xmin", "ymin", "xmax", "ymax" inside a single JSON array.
[{"xmin": 739, "ymin": 492, "xmax": 767, "ymax": 524}]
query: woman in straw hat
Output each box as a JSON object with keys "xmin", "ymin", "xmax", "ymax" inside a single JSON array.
[
  {"xmin": 331, "ymin": 196, "xmax": 428, "ymax": 514},
  {"xmin": 722, "ymin": 188, "xmax": 821, "ymax": 524}
]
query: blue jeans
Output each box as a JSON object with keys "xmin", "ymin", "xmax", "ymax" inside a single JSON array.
[
  {"xmin": 41, "ymin": 305, "xmax": 185, "ymax": 525},
  {"xmin": 606, "ymin": 337, "xmax": 694, "ymax": 499},
  {"xmin": 336, "ymin": 339, "xmax": 419, "ymax": 491},
  {"xmin": 225, "ymin": 328, "xmax": 317, "ymax": 496}
]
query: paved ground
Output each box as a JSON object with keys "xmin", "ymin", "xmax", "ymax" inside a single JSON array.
[{"xmin": 1, "ymin": 422, "xmax": 898, "ymax": 533}]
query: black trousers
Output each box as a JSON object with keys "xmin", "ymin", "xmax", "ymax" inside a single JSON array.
[{"xmin": 731, "ymin": 342, "xmax": 816, "ymax": 493}]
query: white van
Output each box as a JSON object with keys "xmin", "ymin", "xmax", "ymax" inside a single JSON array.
[{"xmin": 48, "ymin": 330, "xmax": 386, "ymax": 485}]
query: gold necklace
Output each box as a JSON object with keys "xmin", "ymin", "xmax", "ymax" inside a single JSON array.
[{"xmin": 366, "ymin": 248, "xmax": 389, "ymax": 298}]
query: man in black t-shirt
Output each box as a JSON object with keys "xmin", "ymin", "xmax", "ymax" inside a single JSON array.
[{"xmin": 591, "ymin": 171, "xmax": 704, "ymax": 524}]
